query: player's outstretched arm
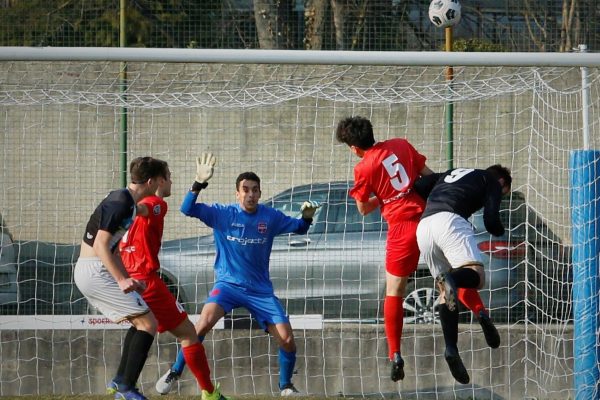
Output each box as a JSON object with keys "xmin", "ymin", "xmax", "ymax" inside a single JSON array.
[
  {"xmin": 273, "ymin": 201, "xmax": 320, "ymax": 236},
  {"xmin": 300, "ymin": 200, "xmax": 322, "ymax": 220},
  {"xmin": 182, "ymin": 152, "xmax": 216, "ymax": 216},
  {"xmin": 191, "ymin": 152, "xmax": 217, "ymax": 193}
]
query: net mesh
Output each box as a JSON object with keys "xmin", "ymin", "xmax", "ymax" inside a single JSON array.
[{"xmin": 1, "ymin": 58, "xmax": 597, "ymax": 398}]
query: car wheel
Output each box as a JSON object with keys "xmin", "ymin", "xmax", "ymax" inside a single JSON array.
[{"xmin": 403, "ymin": 279, "xmax": 440, "ymax": 324}]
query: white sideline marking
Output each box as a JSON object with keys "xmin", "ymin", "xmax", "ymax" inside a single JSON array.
[{"xmin": 0, "ymin": 314, "xmax": 324, "ymax": 330}]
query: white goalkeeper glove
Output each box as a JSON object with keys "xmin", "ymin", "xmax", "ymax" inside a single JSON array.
[
  {"xmin": 300, "ymin": 201, "xmax": 321, "ymax": 220},
  {"xmin": 191, "ymin": 152, "xmax": 217, "ymax": 191}
]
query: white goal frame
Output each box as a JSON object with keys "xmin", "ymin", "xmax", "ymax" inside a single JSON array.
[
  {"xmin": 1, "ymin": 46, "xmax": 599, "ymax": 399},
  {"xmin": 2, "ymin": 46, "xmax": 600, "ymax": 66}
]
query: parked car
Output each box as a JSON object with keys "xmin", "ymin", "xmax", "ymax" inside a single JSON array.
[
  {"xmin": 8, "ymin": 182, "xmax": 571, "ymax": 324},
  {"xmin": 158, "ymin": 182, "xmax": 573, "ymax": 324},
  {"xmin": 12, "ymin": 240, "xmax": 89, "ymax": 315}
]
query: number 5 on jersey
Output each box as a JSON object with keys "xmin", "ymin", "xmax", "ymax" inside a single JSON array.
[{"xmin": 382, "ymin": 154, "xmax": 410, "ymax": 191}]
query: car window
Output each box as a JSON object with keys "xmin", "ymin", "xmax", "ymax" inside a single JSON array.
[
  {"xmin": 324, "ymin": 200, "xmax": 385, "ymax": 233},
  {"xmin": 473, "ymin": 191, "xmax": 561, "ymax": 243},
  {"xmin": 267, "ymin": 185, "xmax": 387, "ymax": 234},
  {"xmin": 319, "ymin": 188, "xmax": 386, "ymax": 234},
  {"xmin": 269, "ymin": 190, "xmax": 328, "ymax": 218}
]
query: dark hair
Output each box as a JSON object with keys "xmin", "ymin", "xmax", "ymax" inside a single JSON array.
[
  {"xmin": 486, "ymin": 164, "xmax": 512, "ymax": 188},
  {"xmin": 130, "ymin": 157, "xmax": 169, "ymax": 184},
  {"xmin": 335, "ymin": 116, "xmax": 376, "ymax": 150},
  {"xmin": 236, "ymin": 171, "xmax": 261, "ymax": 190}
]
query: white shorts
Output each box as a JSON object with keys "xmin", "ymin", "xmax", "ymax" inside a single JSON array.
[
  {"xmin": 74, "ymin": 257, "xmax": 149, "ymax": 323},
  {"xmin": 416, "ymin": 212, "xmax": 483, "ymax": 279}
]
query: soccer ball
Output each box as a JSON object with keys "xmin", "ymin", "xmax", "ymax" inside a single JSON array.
[{"xmin": 428, "ymin": 0, "xmax": 461, "ymax": 28}]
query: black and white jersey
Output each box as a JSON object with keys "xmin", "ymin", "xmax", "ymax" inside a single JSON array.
[
  {"xmin": 416, "ymin": 168, "xmax": 505, "ymax": 236},
  {"xmin": 82, "ymin": 188, "xmax": 136, "ymax": 251}
]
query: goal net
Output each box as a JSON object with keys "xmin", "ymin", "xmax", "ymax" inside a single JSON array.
[{"xmin": 0, "ymin": 49, "xmax": 597, "ymax": 398}]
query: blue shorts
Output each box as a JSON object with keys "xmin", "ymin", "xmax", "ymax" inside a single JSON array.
[{"xmin": 205, "ymin": 281, "xmax": 290, "ymax": 330}]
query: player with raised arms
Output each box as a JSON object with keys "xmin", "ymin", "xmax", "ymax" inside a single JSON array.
[{"xmin": 155, "ymin": 153, "xmax": 320, "ymax": 397}]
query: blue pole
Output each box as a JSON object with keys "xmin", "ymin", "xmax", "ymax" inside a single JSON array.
[{"xmin": 570, "ymin": 150, "xmax": 600, "ymax": 400}]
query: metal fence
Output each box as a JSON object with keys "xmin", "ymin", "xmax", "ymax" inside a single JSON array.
[{"xmin": 1, "ymin": 0, "xmax": 600, "ymax": 52}]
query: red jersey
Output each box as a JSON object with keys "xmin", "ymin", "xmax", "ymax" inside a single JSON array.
[
  {"xmin": 120, "ymin": 195, "xmax": 167, "ymax": 277},
  {"xmin": 350, "ymin": 138, "xmax": 427, "ymax": 225}
]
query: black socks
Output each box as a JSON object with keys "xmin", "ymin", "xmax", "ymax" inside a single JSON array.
[
  {"xmin": 122, "ymin": 329, "xmax": 155, "ymax": 389},
  {"xmin": 439, "ymin": 303, "xmax": 459, "ymax": 349}
]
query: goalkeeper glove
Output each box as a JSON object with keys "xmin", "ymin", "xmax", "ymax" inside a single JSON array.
[
  {"xmin": 300, "ymin": 200, "xmax": 321, "ymax": 220},
  {"xmin": 191, "ymin": 152, "xmax": 217, "ymax": 192}
]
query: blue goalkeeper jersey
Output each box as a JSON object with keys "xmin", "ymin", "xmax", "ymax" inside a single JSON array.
[{"xmin": 181, "ymin": 191, "xmax": 311, "ymax": 294}]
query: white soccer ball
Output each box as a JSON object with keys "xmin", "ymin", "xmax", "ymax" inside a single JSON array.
[{"xmin": 428, "ymin": 0, "xmax": 461, "ymax": 28}]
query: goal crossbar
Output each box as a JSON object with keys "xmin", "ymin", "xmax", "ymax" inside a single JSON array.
[{"xmin": 1, "ymin": 46, "xmax": 600, "ymax": 66}]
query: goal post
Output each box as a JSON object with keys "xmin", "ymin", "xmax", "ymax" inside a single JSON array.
[
  {"xmin": 1, "ymin": 47, "xmax": 599, "ymax": 398},
  {"xmin": 570, "ymin": 150, "xmax": 600, "ymax": 400}
]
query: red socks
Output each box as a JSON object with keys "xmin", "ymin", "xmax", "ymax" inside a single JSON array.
[
  {"xmin": 182, "ymin": 342, "xmax": 214, "ymax": 393},
  {"xmin": 384, "ymin": 295, "xmax": 404, "ymax": 360},
  {"xmin": 457, "ymin": 288, "xmax": 486, "ymax": 315}
]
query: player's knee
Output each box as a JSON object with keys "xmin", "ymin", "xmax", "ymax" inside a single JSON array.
[
  {"xmin": 280, "ymin": 338, "xmax": 296, "ymax": 352},
  {"xmin": 472, "ymin": 265, "xmax": 485, "ymax": 289},
  {"xmin": 477, "ymin": 273, "xmax": 486, "ymax": 289},
  {"xmin": 132, "ymin": 313, "xmax": 158, "ymax": 335},
  {"xmin": 178, "ymin": 323, "xmax": 199, "ymax": 345},
  {"xmin": 195, "ymin": 320, "xmax": 212, "ymax": 336},
  {"xmin": 179, "ymin": 334, "xmax": 198, "ymax": 347}
]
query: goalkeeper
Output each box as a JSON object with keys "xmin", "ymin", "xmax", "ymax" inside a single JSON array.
[{"xmin": 156, "ymin": 154, "xmax": 320, "ymax": 397}]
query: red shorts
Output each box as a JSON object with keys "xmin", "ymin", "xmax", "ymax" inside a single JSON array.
[
  {"xmin": 385, "ymin": 219, "xmax": 420, "ymax": 277},
  {"xmin": 135, "ymin": 273, "xmax": 187, "ymax": 333}
]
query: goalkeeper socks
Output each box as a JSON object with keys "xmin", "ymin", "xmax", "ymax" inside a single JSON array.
[
  {"xmin": 122, "ymin": 329, "xmax": 154, "ymax": 389},
  {"xmin": 278, "ymin": 348, "xmax": 296, "ymax": 389},
  {"xmin": 457, "ymin": 288, "xmax": 486, "ymax": 315},
  {"xmin": 172, "ymin": 348, "xmax": 186, "ymax": 375},
  {"xmin": 172, "ymin": 335, "xmax": 204, "ymax": 374},
  {"xmin": 384, "ymin": 295, "xmax": 404, "ymax": 359},
  {"xmin": 438, "ymin": 303, "xmax": 459, "ymax": 349},
  {"xmin": 114, "ymin": 326, "xmax": 137, "ymax": 385},
  {"xmin": 182, "ymin": 342, "xmax": 214, "ymax": 393},
  {"xmin": 450, "ymin": 267, "xmax": 481, "ymax": 288}
]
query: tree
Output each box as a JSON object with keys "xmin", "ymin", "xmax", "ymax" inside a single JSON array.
[
  {"xmin": 330, "ymin": 0, "xmax": 349, "ymax": 49},
  {"xmin": 253, "ymin": 0, "xmax": 293, "ymax": 49},
  {"xmin": 304, "ymin": 0, "xmax": 328, "ymax": 49},
  {"xmin": 559, "ymin": 0, "xmax": 579, "ymax": 52}
]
